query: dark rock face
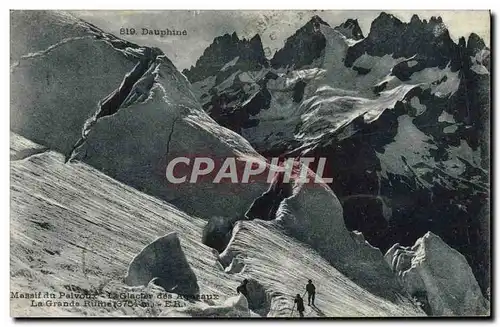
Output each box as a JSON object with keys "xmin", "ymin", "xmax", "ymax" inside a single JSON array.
[
  {"xmin": 336, "ymin": 18, "xmax": 490, "ymax": 297},
  {"xmin": 271, "ymin": 15, "xmax": 329, "ymax": 69},
  {"xmin": 345, "ymin": 13, "xmax": 460, "ymax": 70},
  {"xmin": 245, "ymin": 173, "xmax": 293, "ymax": 221},
  {"xmin": 183, "ymin": 33, "xmax": 267, "ymax": 83},
  {"xmin": 191, "ymin": 17, "xmax": 368, "ymax": 136},
  {"xmin": 203, "ymin": 73, "xmax": 275, "ymax": 134},
  {"xmin": 292, "ymin": 80, "xmax": 307, "ymax": 102},
  {"xmin": 352, "ymin": 65, "xmax": 371, "ymax": 75},
  {"xmin": 334, "ymin": 18, "xmax": 364, "ymax": 40},
  {"xmin": 202, "ymin": 216, "xmax": 235, "ymax": 253},
  {"xmin": 467, "ymin": 32, "xmax": 487, "ymax": 55}
]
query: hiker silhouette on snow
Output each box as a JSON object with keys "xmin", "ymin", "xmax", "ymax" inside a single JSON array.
[
  {"xmin": 306, "ymin": 279, "xmax": 316, "ymax": 306},
  {"xmin": 294, "ymin": 293, "xmax": 305, "ymax": 317},
  {"xmin": 236, "ymin": 279, "xmax": 249, "ymax": 298}
]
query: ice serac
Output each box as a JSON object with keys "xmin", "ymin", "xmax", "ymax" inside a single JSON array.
[
  {"xmin": 219, "ymin": 220, "xmax": 424, "ymax": 317},
  {"xmin": 75, "ymin": 53, "xmax": 269, "ymax": 219},
  {"xmin": 269, "ymin": 178, "xmax": 404, "ymax": 301},
  {"xmin": 385, "ymin": 232, "xmax": 489, "ymax": 316},
  {"xmin": 124, "ymin": 232, "xmax": 199, "ymax": 295},
  {"xmin": 10, "ymin": 11, "xmax": 140, "ymax": 156},
  {"xmin": 10, "ymin": 10, "xmax": 269, "ymax": 220}
]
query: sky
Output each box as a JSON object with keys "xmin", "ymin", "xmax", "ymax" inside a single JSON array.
[{"xmin": 72, "ymin": 10, "xmax": 490, "ymax": 71}]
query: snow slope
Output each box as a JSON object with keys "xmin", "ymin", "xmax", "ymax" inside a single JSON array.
[{"xmin": 10, "ymin": 134, "xmax": 423, "ymax": 317}]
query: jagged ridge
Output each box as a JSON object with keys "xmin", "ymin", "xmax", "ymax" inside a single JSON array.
[{"xmin": 183, "ymin": 32, "xmax": 267, "ymax": 83}]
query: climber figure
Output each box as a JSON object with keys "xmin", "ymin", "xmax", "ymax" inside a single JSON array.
[
  {"xmin": 306, "ymin": 279, "xmax": 316, "ymax": 306},
  {"xmin": 294, "ymin": 293, "xmax": 305, "ymax": 317},
  {"xmin": 236, "ymin": 279, "xmax": 249, "ymax": 298}
]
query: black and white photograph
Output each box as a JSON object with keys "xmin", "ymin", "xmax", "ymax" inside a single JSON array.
[{"xmin": 9, "ymin": 9, "xmax": 491, "ymax": 318}]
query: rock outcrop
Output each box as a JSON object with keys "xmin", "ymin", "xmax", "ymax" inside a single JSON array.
[{"xmin": 333, "ymin": 18, "xmax": 364, "ymax": 40}]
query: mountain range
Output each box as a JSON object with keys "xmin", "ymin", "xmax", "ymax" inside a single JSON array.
[{"xmin": 183, "ymin": 13, "xmax": 491, "ymax": 296}]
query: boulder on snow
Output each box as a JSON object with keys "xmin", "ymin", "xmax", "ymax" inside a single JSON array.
[
  {"xmin": 124, "ymin": 232, "xmax": 199, "ymax": 296},
  {"xmin": 385, "ymin": 232, "xmax": 489, "ymax": 316}
]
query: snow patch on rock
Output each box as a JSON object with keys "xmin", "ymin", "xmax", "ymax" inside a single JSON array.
[
  {"xmin": 443, "ymin": 125, "xmax": 458, "ymax": 134},
  {"xmin": 377, "ymin": 115, "xmax": 437, "ymax": 178},
  {"xmin": 410, "ymin": 97, "xmax": 427, "ymax": 116},
  {"xmin": 438, "ymin": 110, "xmax": 456, "ymax": 123},
  {"xmin": 221, "ymin": 56, "xmax": 240, "ymax": 72},
  {"xmin": 224, "ymin": 255, "xmax": 246, "ymax": 274},
  {"xmin": 409, "ymin": 65, "xmax": 460, "ymax": 97}
]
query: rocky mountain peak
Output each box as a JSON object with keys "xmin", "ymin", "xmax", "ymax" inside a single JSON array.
[
  {"xmin": 369, "ymin": 12, "xmax": 405, "ymax": 39},
  {"xmin": 334, "ymin": 18, "xmax": 364, "ymax": 40},
  {"xmin": 309, "ymin": 15, "xmax": 330, "ymax": 27},
  {"xmin": 183, "ymin": 31, "xmax": 267, "ymax": 82},
  {"xmin": 410, "ymin": 14, "xmax": 421, "ymax": 24},
  {"xmin": 270, "ymin": 15, "xmax": 330, "ymax": 69},
  {"xmin": 429, "ymin": 15, "xmax": 444, "ymax": 24},
  {"xmin": 467, "ymin": 32, "xmax": 487, "ymax": 54},
  {"xmin": 345, "ymin": 12, "xmax": 457, "ymax": 68}
]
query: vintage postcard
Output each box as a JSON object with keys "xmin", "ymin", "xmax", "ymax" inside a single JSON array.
[{"xmin": 10, "ymin": 10, "xmax": 490, "ymax": 317}]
